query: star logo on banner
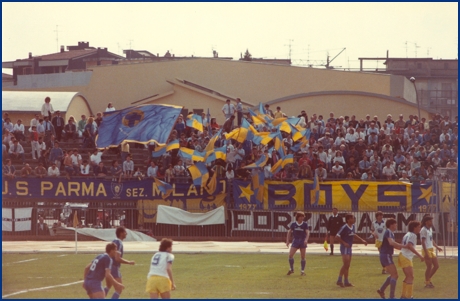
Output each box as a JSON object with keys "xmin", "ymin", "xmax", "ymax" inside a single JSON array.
[
  {"xmin": 239, "ymin": 184, "xmax": 254, "ymax": 202},
  {"xmin": 418, "ymin": 185, "xmax": 435, "ymax": 203}
]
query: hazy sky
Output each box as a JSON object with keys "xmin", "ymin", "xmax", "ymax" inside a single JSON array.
[{"xmin": 2, "ymin": 2, "xmax": 458, "ymax": 74}]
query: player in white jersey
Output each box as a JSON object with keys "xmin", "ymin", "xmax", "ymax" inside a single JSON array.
[
  {"xmin": 398, "ymin": 221, "xmax": 424, "ymax": 299},
  {"xmin": 420, "ymin": 215, "xmax": 443, "ymax": 288},
  {"xmin": 146, "ymin": 238, "xmax": 176, "ymax": 299},
  {"xmin": 371, "ymin": 211, "xmax": 387, "ymax": 274}
]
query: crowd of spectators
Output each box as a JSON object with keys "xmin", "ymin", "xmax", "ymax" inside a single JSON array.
[{"xmin": 2, "ymin": 97, "xmax": 458, "ymax": 184}]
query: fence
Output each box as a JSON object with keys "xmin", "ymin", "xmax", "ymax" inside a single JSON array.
[{"xmin": 2, "ymin": 176, "xmax": 457, "ymax": 247}]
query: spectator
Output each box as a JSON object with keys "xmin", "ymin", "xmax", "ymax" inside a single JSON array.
[
  {"xmin": 80, "ymin": 160, "xmax": 91, "ymax": 176},
  {"xmin": 48, "ymin": 141, "xmax": 63, "ymax": 169},
  {"xmin": 29, "ymin": 114, "xmax": 40, "ymax": 132},
  {"xmin": 51, "ymin": 111, "xmax": 65, "ymax": 141},
  {"xmin": 164, "ymin": 164, "xmax": 174, "ymax": 183},
  {"xmin": 94, "ymin": 162, "xmax": 108, "ymax": 178},
  {"xmin": 3, "ymin": 159, "xmax": 16, "ymax": 179},
  {"xmin": 48, "ymin": 162, "xmax": 60, "ymax": 177},
  {"xmin": 89, "ymin": 149, "xmax": 104, "ymax": 169},
  {"xmin": 361, "ymin": 170, "xmax": 376, "ymax": 181},
  {"xmin": 83, "ymin": 117, "xmax": 96, "ymax": 148},
  {"xmin": 43, "ymin": 116, "xmax": 55, "ymax": 143},
  {"xmin": 20, "ymin": 163, "xmax": 32, "ymax": 177},
  {"xmin": 63, "ymin": 151, "xmax": 75, "ymax": 177},
  {"xmin": 123, "ymin": 155, "xmax": 134, "ymax": 180},
  {"xmin": 222, "ymin": 115, "xmax": 236, "ymax": 133},
  {"xmin": 63, "ymin": 117, "xmax": 77, "ymax": 142},
  {"xmin": 446, "ymin": 158, "xmax": 458, "ymax": 168},
  {"xmin": 30, "ymin": 126, "xmax": 40, "ymax": 160},
  {"xmin": 40, "ymin": 96, "xmax": 54, "ymax": 119},
  {"xmin": 77, "ymin": 114, "xmax": 87, "ymax": 138},
  {"xmin": 314, "ymin": 164, "xmax": 327, "ymax": 181},
  {"xmin": 8, "ymin": 140, "xmax": 25, "ymax": 164},
  {"xmin": 410, "ymin": 171, "xmax": 425, "ymax": 183},
  {"xmin": 70, "ymin": 149, "xmax": 82, "ymax": 174},
  {"xmin": 236, "ymin": 98, "xmax": 244, "ymax": 127},
  {"xmin": 3, "ymin": 118, "xmax": 14, "ymax": 133},
  {"xmin": 37, "ymin": 118, "xmax": 45, "ymax": 138},
  {"xmin": 35, "ymin": 163, "xmax": 47, "ymax": 178},
  {"xmin": 222, "ymin": 99, "xmax": 236, "ymax": 123},
  {"xmin": 105, "ymin": 102, "xmax": 116, "ymax": 112},
  {"xmin": 331, "ymin": 161, "xmax": 344, "ymax": 179},
  {"xmin": 381, "ymin": 161, "xmax": 396, "ymax": 180},
  {"xmin": 147, "ymin": 161, "xmax": 159, "ymax": 178},
  {"xmin": 358, "ymin": 156, "xmax": 371, "ymax": 174},
  {"xmin": 111, "ymin": 160, "xmax": 123, "ymax": 182},
  {"xmin": 95, "ymin": 112, "xmax": 103, "ymax": 128},
  {"xmin": 37, "ymin": 217, "xmax": 50, "ymax": 235},
  {"xmin": 12, "ymin": 119, "xmax": 25, "ymax": 141},
  {"xmin": 133, "ymin": 167, "xmax": 144, "ymax": 180}
]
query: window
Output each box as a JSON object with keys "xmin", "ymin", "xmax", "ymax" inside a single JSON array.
[{"xmin": 441, "ymin": 83, "xmax": 452, "ymax": 98}]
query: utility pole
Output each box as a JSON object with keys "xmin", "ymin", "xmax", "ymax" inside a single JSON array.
[
  {"xmin": 54, "ymin": 25, "xmax": 60, "ymax": 52},
  {"xmin": 284, "ymin": 39, "xmax": 294, "ymax": 60}
]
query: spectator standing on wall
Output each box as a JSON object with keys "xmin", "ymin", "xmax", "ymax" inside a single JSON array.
[
  {"xmin": 40, "ymin": 96, "xmax": 54, "ymax": 120},
  {"xmin": 52, "ymin": 111, "xmax": 65, "ymax": 142},
  {"xmin": 105, "ymin": 102, "xmax": 116, "ymax": 112}
]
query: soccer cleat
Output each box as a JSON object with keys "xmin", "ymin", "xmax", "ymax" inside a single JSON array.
[
  {"xmin": 336, "ymin": 281, "xmax": 344, "ymax": 287},
  {"xmin": 424, "ymin": 282, "xmax": 435, "ymax": 288},
  {"xmin": 344, "ymin": 283, "xmax": 355, "ymax": 287},
  {"xmin": 287, "ymin": 270, "xmax": 294, "ymax": 275},
  {"xmin": 377, "ymin": 289, "xmax": 386, "ymax": 299},
  {"xmin": 329, "ymin": 253, "xmax": 334, "ymax": 256},
  {"xmin": 300, "ymin": 272, "xmax": 306, "ymax": 276}
]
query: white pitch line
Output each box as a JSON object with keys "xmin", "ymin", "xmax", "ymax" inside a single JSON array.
[
  {"xmin": 2, "ymin": 280, "xmax": 83, "ymax": 298},
  {"xmin": 8, "ymin": 258, "xmax": 38, "ymax": 264}
]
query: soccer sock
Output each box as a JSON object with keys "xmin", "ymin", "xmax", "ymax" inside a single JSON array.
[
  {"xmin": 331, "ymin": 244, "xmax": 334, "ymax": 254},
  {"xmin": 380, "ymin": 276, "xmax": 391, "ymax": 292},
  {"xmin": 301, "ymin": 259, "xmax": 306, "ymax": 271},
  {"xmin": 337, "ymin": 276, "xmax": 342, "ymax": 283},
  {"xmin": 104, "ymin": 287, "xmax": 109, "ymax": 295},
  {"xmin": 389, "ymin": 278, "xmax": 397, "ymax": 299},
  {"xmin": 289, "ymin": 258, "xmax": 294, "ymax": 271},
  {"xmin": 111, "ymin": 292, "xmax": 120, "ymax": 299},
  {"xmin": 406, "ymin": 283, "xmax": 413, "ymax": 298},
  {"xmin": 344, "ymin": 278, "xmax": 349, "ymax": 285},
  {"xmin": 401, "ymin": 282, "xmax": 407, "ymax": 298}
]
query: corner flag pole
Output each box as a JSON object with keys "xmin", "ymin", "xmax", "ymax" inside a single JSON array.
[{"xmin": 73, "ymin": 211, "xmax": 78, "ymax": 254}]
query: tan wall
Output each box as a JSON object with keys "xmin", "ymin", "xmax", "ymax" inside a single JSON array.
[
  {"xmin": 5, "ymin": 113, "xmax": 39, "ymax": 127},
  {"xmin": 274, "ymin": 94, "xmax": 431, "ymax": 120},
  {"xmin": 4, "ymin": 59, "xmax": 413, "ymax": 121}
]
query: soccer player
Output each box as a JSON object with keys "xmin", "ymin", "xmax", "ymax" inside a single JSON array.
[
  {"xmin": 398, "ymin": 220, "xmax": 425, "ymax": 299},
  {"xmin": 286, "ymin": 211, "xmax": 310, "ymax": 276},
  {"xmin": 104, "ymin": 226, "xmax": 135, "ymax": 299},
  {"xmin": 325, "ymin": 207, "xmax": 344, "ymax": 256},
  {"xmin": 371, "ymin": 211, "xmax": 387, "ymax": 274},
  {"xmin": 83, "ymin": 243, "xmax": 124, "ymax": 299},
  {"xmin": 335, "ymin": 213, "xmax": 367, "ymax": 287},
  {"xmin": 376, "ymin": 218, "xmax": 407, "ymax": 299},
  {"xmin": 420, "ymin": 215, "xmax": 443, "ymax": 288},
  {"xmin": 146, "ymin": 238, "xmax": 176, "ymax": 299}
]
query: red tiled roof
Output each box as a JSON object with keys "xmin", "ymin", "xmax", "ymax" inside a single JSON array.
[{"xmin": 18, "ymin": 49, "xmax": 97, "ymax": 61}]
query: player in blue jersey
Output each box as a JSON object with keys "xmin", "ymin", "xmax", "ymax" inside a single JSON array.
[
  {"xmin": 335, "ymin": 213, "xmax": 367, "ymax": 287},
  {"xmin": 376, "ymin": 218, "xmax": 407, "ymax": 299},
  {"xmin": 286, "ymin": 211, "xmax": 310, "ymax": 276},
  {"xmin": 104, "ymin": 227, "xmax": 135, "ymax": 299},
  {"xmin": 83, "ymin": 243, "xmax": 124, "ymax": 299}
]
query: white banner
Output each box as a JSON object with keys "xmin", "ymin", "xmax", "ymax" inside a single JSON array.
[
  {"xmin": 65, "ymin": 228, "xmax": 156, "ymax": 242},
  {"xmin": 157, "ymin": 205, "xmax": 225, "ymax": 225},
  {"xmin": 15, "ymin": 208, "xmax": 32, "ymax": 231},
  {"xmin": 2, "ymin": 208, "xmax": 12, "ymax": 231}
]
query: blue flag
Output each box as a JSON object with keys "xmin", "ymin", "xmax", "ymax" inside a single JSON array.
[{"xmin": 96, "ymin": 104, "xmax": 182, "ymax": 148}]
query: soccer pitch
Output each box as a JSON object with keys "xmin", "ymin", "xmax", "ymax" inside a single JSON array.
[{"xmin": 2, "ymin": 253, "xmax": 458, "ymax": 299}]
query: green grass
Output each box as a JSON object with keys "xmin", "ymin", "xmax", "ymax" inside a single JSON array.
[{"xmin": 2, "ymin": 253, "xmax": 458, "ymax": 299}]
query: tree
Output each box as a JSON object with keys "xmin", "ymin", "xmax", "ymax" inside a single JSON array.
[{"xmin": 243, "ymin": 49, "xmax": 252, "ymax": 61}]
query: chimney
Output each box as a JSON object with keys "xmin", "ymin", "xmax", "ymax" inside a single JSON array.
[
  {"xmin": 60, "ymin": 45, "xmax": 65, "ymax": 53},
  {"xmin": 172, "ymin": 54, "xmax": 175, "ymax": 57},
  {"xmin": 29, "ymin": 52, "xmax": 32, "ymax": 59}
]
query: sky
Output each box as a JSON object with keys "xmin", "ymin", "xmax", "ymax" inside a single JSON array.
[{"xmin": 2, "ymin": 2, "xmax": 458, "ymax": 74}]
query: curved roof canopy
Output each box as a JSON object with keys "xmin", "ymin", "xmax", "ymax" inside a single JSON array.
[{"xmin": 2, "ymin": 91, "xmax": 89, "ymax": 112}]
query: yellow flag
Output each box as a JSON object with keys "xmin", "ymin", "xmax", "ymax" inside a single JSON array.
[{"xmin": 323, "ymin": 240, "xmax": 329, "ymax": 252}]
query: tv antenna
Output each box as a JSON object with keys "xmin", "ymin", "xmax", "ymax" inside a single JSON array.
[
  {"xmin": 54, "ymin": 25, "xmax": 61, "ymax": 52},
  {"xmin": 284, "ymin": 39, "xmax": 294, "ymax": 60}
]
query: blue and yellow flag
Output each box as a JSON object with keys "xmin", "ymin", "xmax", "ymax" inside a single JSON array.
[
  {"xmin": 205, "ymin": 171, "xmax": 218, "ymax": 195},
  {"xmin": 151, "ymin": 140, "xmax": 179, "ymax": 158},
  {"xmin": 186, "ymin": 114, "xmax": 204, "ymax": 132},
  {"xmin": 96, "ymin": 104, "xmax": 182, "ymax": 148},
  {"xmin": 252, "ymin": 131, "xmax": 277, "ymax": 145},
  {"xmin": 178, "ymin": 147, "xmax": 206, "ymax": 162},
  {"xmin": 188, "ymin": 162, "xmax": 209, "ymax": 187},
  {"xmin": 205, "ymin": 145, "xmax": 227, "ymax": 163},
  {"xmin": 270, "ymin": 154, "xmax": 294, "ymax": 174},
  {"xmin": 244, "ymin": 155, "xmax": 268, "ymax": 169},
  {"xmin": 312, "ymin": 172, "xmax": 320, "ymax": 206},
  {"xmin": 154, "ymin": 177, "xmax": 173, "ymax": 199},
  {"xmin": 248, "ymin": 108, "xmax": 268, "ymax": 126}
]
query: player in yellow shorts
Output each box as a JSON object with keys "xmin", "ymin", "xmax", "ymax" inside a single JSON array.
[
  {"xmin": 420, "ymin": 215, "xmax": 443, "ymax": 288},
  {"xmin": 371, "ymin": 211, "xmax": 387, "ymax": 274},
  {"xmin": 399, "ymin": 221, "xmax": 424, "ymax": 299},
  {"xmin": 146, "ymin": 238, "xmax": 176, "ymax": 299}
]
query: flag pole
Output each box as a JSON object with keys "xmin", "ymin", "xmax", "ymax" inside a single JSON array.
[{"xmin": 73, "ymin": 211, "xmax": 78, "ymax": 254}]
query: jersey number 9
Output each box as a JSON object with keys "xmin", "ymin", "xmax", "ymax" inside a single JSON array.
[{"xmin": 152, "ymin": 254, "xmax": 161, "ymax": 266}]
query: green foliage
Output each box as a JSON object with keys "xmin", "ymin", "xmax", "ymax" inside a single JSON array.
[{"xmin": 2, "ymin": 253, "xmax": 458, "ymax": 299}]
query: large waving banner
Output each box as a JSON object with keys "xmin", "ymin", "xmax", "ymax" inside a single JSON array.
[{"xmin": 233, "ymin": 180, "xmax": 436, "ymax": 213}]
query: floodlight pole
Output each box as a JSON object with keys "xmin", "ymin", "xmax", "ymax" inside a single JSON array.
[{"xmin": 410, "ymin": 77, "xmax": 421, "ymax": 121}]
